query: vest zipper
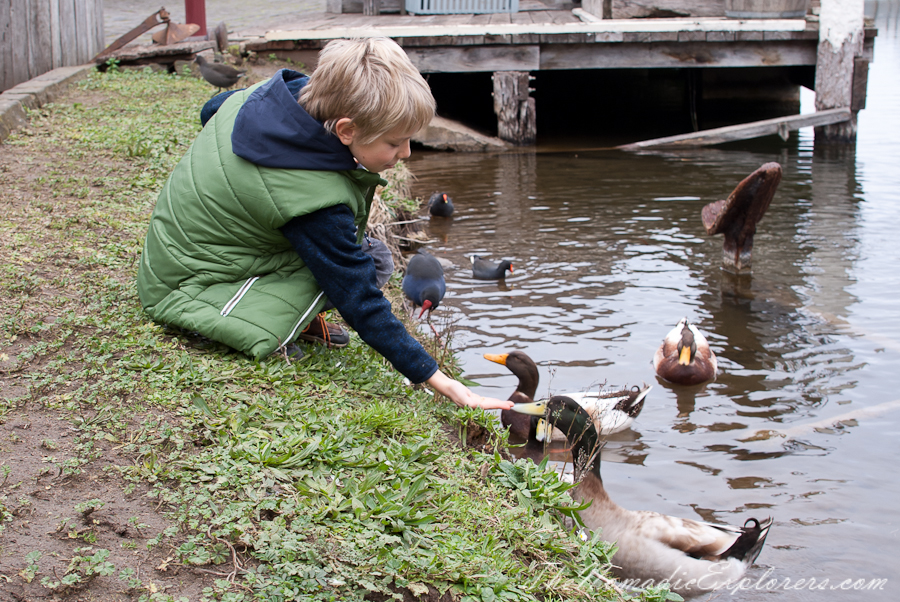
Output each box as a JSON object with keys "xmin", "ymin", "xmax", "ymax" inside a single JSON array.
[
  {"xmin": 220, "ymin": 276, "xmax": 259, "ymax": 316},
  {"xmin": 278, "ymin": 290, "xmax": 325, "ymax": 350}
]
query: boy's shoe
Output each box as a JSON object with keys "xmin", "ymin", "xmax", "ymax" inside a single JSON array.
[{"xmin": 296, "ymin": 312, "xmax": 350, "ymax": 348}]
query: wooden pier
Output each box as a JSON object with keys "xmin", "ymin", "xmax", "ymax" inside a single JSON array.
[{"xmin": 238, "ymin": 0, "xmax": 875, "ymax": 145}]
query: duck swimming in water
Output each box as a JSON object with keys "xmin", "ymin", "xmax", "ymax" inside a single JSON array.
[
  {"xmin": 654, "ymin": 317, "xmax": 718, "ymax": 385},
  {"xmin": 533, "ymin": 385, "xmax": 651, "ymax": 441},
  {"xmin": 513, "ymin": 395, "xmax": 773, "ymax": 597},
  {"xmin": 484, "ymin": 351, "xmax": 648, "ymax": 439}
]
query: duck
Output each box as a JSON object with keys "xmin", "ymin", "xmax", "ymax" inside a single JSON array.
[
  {"xmin": 401, "ymin": 250, "xmax": 446, "ymax": 319},
  {"xmin": 471, "ymin": 255, "xmax": 514, "ymax": 280},
  {"xmin": 513, "ymin": 395, "xmax": 773, "ymax": 597},
  {"xmin": 534, "ymin": 385, "xmax": 651, "ymax": 441},
  {"xmin": 483, "ymin": 351, "xmax": 541, "ymax": 441},
  {"xmin": 428, "ymin": 192, "xmax": 454, "ymax": 217},
  {"xmin": 484, "ymin": 351, "xmax": 648, "ymax": 440},
  {"xmin": 654, "ymin": 317, "xmax": 718, "ymax": 385}
]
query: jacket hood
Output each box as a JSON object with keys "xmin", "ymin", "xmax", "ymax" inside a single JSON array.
[{"xmin": 231, "ymin": 69, "xmax": 358, "ymax": 171}]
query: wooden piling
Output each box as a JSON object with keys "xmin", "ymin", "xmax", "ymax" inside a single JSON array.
[
  {"xmin": 815, "ymin": 0, "xmax": 866, "ymax": 142},
  {"xmin": 492, "ymin": 71, "xmax": 536, "ymax": 146}
]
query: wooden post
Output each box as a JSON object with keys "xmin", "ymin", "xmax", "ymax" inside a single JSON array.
[
  {"xmin": 814, "ymin": 0, "xmax": 865, "ymax": 142},
  {"xmin": 492, "ymin": 71, "xmax": 536, "ymax": 146},
  {"xmin": 185, "ymin": 0, "xmax": 207, "ymax": 36},
  {"xmin": 363, "ymin": 0, "xmax": 381, "ymax": 16}
]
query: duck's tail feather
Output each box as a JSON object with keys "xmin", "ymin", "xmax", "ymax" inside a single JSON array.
[{"xmin": 723, "ymin": 517, "xmax": 773, "ymax": 565}]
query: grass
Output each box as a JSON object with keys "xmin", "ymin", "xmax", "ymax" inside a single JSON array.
[{"xmin": 0, "ymin": 66, "xmax": 677, "ymax": 602}]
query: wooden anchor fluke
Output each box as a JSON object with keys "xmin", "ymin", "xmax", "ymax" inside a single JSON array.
[{"xmin": 702, "ymin": 162, "xmax": 782, "ymax": 273}]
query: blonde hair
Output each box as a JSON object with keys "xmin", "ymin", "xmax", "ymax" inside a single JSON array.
[{"xmin": 300, "ymin": 37, "xmax": 436, "ymax": 144}]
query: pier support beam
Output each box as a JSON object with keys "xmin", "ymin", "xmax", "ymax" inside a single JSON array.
[
  {"xmin": 492, "ymin": 71, "xmax": 536, "ymax": 145},
  {"xmin": 815, "ymin": 0, "xmax": 866, "ymax": 142}
]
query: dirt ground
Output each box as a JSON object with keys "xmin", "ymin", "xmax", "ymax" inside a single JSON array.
[{"xmin": 0, "ymin": 57, "xmax": 305, "ymax": 602}]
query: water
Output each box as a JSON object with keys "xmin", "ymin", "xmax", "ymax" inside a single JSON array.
[{"xmin": 405, "ymin": 3, "xmax": 900, "ymax": 599}]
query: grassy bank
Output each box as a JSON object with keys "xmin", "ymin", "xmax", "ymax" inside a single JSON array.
[{"xmin": 0, "ymin": 67, "xmax": 668, "ymax": 602}]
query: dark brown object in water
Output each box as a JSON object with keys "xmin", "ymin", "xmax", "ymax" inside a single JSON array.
[{"xmin": 701, "ymin": 162, "xmax": 782, "ymax": 273}]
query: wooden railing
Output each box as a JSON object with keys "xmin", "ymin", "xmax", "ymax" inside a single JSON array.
[{"xmin": 1, "ymin": 0, "xmax": 105, "ymax": 92}]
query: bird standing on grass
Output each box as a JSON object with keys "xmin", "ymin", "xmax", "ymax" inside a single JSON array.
[
  {"xmin": 401, "ymin": 250, "xmax": 446, "ymax": 319},
  {"xmin": 195, "ymin": 55, "xmax": 245, "ymax": 93},
  {"xmin": 513, "ymin": 395, "xmax": 773, "ymax": 598}
]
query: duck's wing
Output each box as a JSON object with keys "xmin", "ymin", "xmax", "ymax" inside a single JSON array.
[{"xmin": 625, "ymin": 511, "xmax": 742, "ymax": 560}]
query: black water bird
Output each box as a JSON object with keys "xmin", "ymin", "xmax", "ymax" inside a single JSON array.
[
  {"xmin": 513, "ymin": 395, "xmax": 773, "ymax": 597},
  {"xmin": 195, "ymin": 55, "xmax": 245, "ymax": 91},
  {"xmin": 427, "ymin": 192, "xmax": 454, "ymax": 217},
  {"xmin": 401, "ymin": 250, "xmax": 446, "ymax": 319},
  {"xmin": 471, "ymin": 255, "xmax": 514, "ymax": 280},
  {"xmin": 653, "ymin": 317, "xmax": 718, "ymax": 385}
]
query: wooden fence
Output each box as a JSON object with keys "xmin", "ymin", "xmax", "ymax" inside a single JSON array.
[{"xmin": 1, "ymin": 0, "xmax": 104, "ymax": 92}]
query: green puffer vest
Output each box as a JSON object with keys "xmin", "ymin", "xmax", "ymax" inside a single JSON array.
[{"xmin": 137, "ymin": 82, "xmax": 387, "ymax": 360}]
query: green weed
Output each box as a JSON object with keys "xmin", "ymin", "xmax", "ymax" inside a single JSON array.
[{"xmin": 0, "ymin": 67, "xmax": 656, "ymax": 602}]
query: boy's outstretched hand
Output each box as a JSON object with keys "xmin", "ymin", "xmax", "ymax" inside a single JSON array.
[{"xmin": 427, "ymin": 371, "xmax": 515, "ymax": 410}]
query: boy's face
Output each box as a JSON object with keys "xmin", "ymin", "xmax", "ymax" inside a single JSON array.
[{"xmin": 336, "ymin": 120, "xmax": 415, "ymax": 173}]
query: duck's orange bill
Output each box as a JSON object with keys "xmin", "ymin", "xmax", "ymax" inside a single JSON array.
[
  {"xmin": 678, "ymin": 346, "xmax": 693, "ymax": 366},
  {"xmin": 483, "ymin": 353, "xmax": 509, "ymax": 365}
]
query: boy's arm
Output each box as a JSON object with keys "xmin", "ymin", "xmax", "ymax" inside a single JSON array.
[{"xmin": 280, "ymin": 205, "xmax": 438, "ymax": 383}]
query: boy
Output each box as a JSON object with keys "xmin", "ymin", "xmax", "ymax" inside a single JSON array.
[{"xmin": 137, "ymin": 38, "xmax": 511, "ymax": 411}]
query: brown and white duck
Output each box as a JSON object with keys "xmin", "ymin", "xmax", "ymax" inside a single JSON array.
[
  {"xmin": 653, "ymin": 318, "xmax": 718, "ymax": 385},
  {"xmin": 514, "ymin": 395, "xmax": 773, "ymax": 597},
  {"xmin": 484, "ymin": 351, "xmax": 648, "ymax": 440}
]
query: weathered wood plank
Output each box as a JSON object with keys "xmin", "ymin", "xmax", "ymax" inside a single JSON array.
[
  {"xmin": 31, "ymin": 0, "xmax": 53, "ymax": 76},
  {"xmin": 0, "ymin": 0, "xmax": 13, "ymax": 90},
  {"xmin": 539, "ymin": 40, "xmax": 817, "ymax": 70},
  {"xmin": 10, "ymin": 0, "xmax": 29, "ymax": 85},
  {"xmin": 264, "ymin": 17, "xmax": 809, "ymax": 41},
  {"xmin": 612, "ymin": 0, "xmax": 725, "ymax": 19},
  {"xmin": 706, "ymin": 31, "xmax": 735, "ymax": 42},
  {"xmin": 678, "ymin": 30, "xmax": 707, "ymax": 42},
  {"xmin": 49, "ymin": 0, "xmax": 61, "ymax": 68},
  {"xmin": 623, "ymin": 31, "xmax": 679, "ymax": 42},
  {"xmin": 74, "ymin": 0, "xmax": 90, "ymax": 63},
  {"xmin": 617, "ymin": 108, "xmax": 851, "ymax": 149},
  {"xmin": 511, "ymin": 11, "xmax": 535, "ymax": 25},
  {"xmin": 405, "ymin": 44, "xmax": 540, "ymax": 73},
  {"xmin": 851, "ymin": 56, "xmax": 868, "ymax": 112},
  {"xmin": 59, "ymin": 0, "xmax": 77, "ymax": 68}
]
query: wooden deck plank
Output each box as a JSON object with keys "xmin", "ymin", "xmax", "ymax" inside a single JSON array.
[
  {"xmin": 617, "ymin": 108, "xmax": 852, "ymax": 149},
  {"xmin": 263, "ymin": 16, "xmax": 810, "ymax": 42},
  {"xmin": 539, "ymin": 40, "xmax": 817, "ymax": 70}
]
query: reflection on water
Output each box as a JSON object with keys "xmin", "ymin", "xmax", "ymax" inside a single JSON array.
[{"xmin": 404, "ymin": 3, "xmax": 900, "ymax": 598}]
